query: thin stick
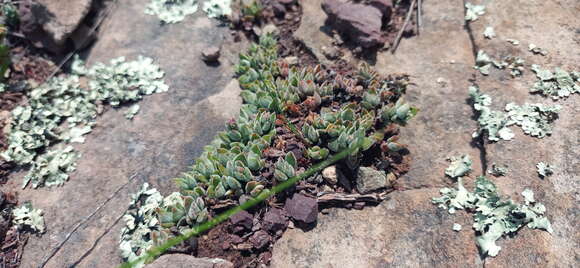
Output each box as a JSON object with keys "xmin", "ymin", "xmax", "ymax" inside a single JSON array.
[{"xmin": 391, "ymin": 0, "xmax": 417, "ymax": 54}]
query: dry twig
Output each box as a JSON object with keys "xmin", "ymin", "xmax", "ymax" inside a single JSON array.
[{"xmin": 391, "ymin": 0, "xmax": 417, "ymax": 54}]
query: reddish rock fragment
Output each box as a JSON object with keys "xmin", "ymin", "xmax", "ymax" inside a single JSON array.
[
  {"xmin": 230, "ymin": 210, "xmax": 253, "ymax": 230},
  {"xmin": 249, "ymin": 230, "xmax": 271, "ymax": 249},
  {"xmin": 322, "ymin": 0, "xmax": 385, "ymax": 48},
  {"xmin": 263, "ymin": 208, "xmax": 288, "ymax": 233},
  {"xmin": 284, "ymin": 193, "xmax": 318, "ymax": 223}
]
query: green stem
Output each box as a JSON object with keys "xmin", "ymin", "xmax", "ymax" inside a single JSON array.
[{"xmin": 118, "ymin": 139, "xmax": 363, "ymax": 268}]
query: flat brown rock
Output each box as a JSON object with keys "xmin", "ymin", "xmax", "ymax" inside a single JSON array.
[
  {"xmin": 466, "ymin": 1, "xmax": 579, "ymax": 267},
  {"xmin": 5, "ymin": 1, "xmax": 246, "ymax": 267}
]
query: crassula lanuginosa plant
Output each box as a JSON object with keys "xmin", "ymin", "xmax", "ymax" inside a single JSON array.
[{"xmin": 120, "ymin": 34, "xmax": 417, "ymax": 264}]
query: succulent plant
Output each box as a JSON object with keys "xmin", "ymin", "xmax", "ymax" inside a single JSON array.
[
  {"xmin": 380, "ymin": 97, "xmax": 418, "ymax": 125},
  {"xmin": 120, "ymin": 33, "xmax": 418, "ymax": 263},
  {"xmin": 274, "ymin": 152, "xmax": 297, "ymax": 182}
]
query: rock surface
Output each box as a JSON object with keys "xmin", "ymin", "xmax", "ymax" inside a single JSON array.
[
  {"xmin": 146, "ymin": 254, "xmax": 233, "ymax": 268},
  {"xmin": 5, "ymin": 0, "xmax": 247, "ymax": 267},
  {"xmin": 272, "ymin": 189, "xmax": 480, "ymax": 267},
  {"xmin": 35, "ymin": 0, "xmax": 93, "ymax": 45},
  {"xmin": 466, "ymin": 1, "xmax": 579, "ymax": 267},
  {"xmin": 356, "ymin": 167, "xmax": 388, "ymax": 193}
]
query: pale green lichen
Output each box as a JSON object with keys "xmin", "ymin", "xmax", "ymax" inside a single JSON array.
[
  {"xmin": 474, "ymin": 50, "xmax": 493, "ymax": 75},
  {"xmin": 12, "ymin": 202, "xmax": 45, "ymax": 233},
  {"xmin": 506, "ymin": 39, "xmax": 520, "ymax": 46},
  {"xmin": 483, "ymin": 26, "xmax": 495, "ymax": 39},
  {"xmin": 528, "ymin": 44, "xmax": 548, "ymax": 56},
  {"xmin": 469, "ymin": 86, "xmax": 514, "ymax": 141},
  {"xmin": 470, "ymin": 86, "xmax": 561, "ymax": 141},
  {"xmin": 1, "ymin": 56, "xmax": 168, "ymax": 188},
  {"xmin": 474, "ymin": 50, "xmax": 524, "ymax": 77},
  {"xmin": 125, "ymin": 104, "xmax": 141, "ymax": 120},
  {"xmin": 445, "ymin": 155, "xmax": 472, "ymax": 178},
  {"xmin": 120, "ymin": 183, "xmax": 209, "ymax": 267},
  {"xmin": 530, "ymin": 64, "xmax": 580, "ymax": 99},
  {"xmin": 23, "ymin": 146, "xmax": 79, "ymax": 188},
  {"xmin": 119, "ymin": 183, "xmax": 163, "ymax": 267},
  {"xmin": 505, "ymin": 102, "xmax": 561, "ymax": 138},
  {"xmin": 465, "ymin": 3, "xmax": 485, "ymax": 21},
  {"xmin": 487, "ymin": 163, "xmax": 508, "ymax": 177},
  {"xmin": 536, "ymin": 162, "xmax": 555, "ymax": 178},
  {"xmin": 453, "ymin": 223, "xmax": 462, "ymax": 231},
  {"xmin": 203, "ymin": 0, "xmax": 232, "ymax": 18},
  {"xmin": 433, "ymin": 176, "xmax": 553, "ymax": 258},
  {"xmin": 493, "ymin": 56, "xmax": 525, "ymax": 77},
  {"xmin": 145, "ymin": 0, "xmax": 199, "ymax": 23}
]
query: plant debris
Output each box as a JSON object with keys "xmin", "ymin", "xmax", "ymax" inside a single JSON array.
[
  {"xmin": 530, "ymin": 64, "xmax": 580, "ymax": 99},
  {"xmin": 445, "ymin": 154, "xmax": 472, "ymax": 179},
  {"xmin": 536, "ymin": 162, "xmax": 555, "ymax": 178},
  {"xmin": 1, "ymin": 56, "xmax": 168, "ymax": 188},
  {"xmin": 145, "ymin": 0, "xmax": 199, "ymax": 23},
  {"xmin": 483, "ymin": 26, "xmax": 495, "ymax": 39},
  {"xmin": 469, "ymin": 86, "xmax": 561, "ymax": 141},
  {"xmin": 487, "ymin": 163, "xmax": 508, "ymax": 177},
  {"xmin": 433, "ymin": 176, "xmax": 553, "ymax": 257},
  {"xmin": 464, "ymin": 2, "xmax": 485, "ymax": 21},
  {"xmin": 12, "ymin": 202, "xmax": 45, "ymax": 233}
]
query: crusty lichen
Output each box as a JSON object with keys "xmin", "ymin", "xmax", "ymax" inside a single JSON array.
[
  {"xmin": 433, "ymin": 176, "xmax": 553, "ymax": 257},
  {"xmin": 1, "ymin": 56, "xmax": 168, "ymax": 188}
]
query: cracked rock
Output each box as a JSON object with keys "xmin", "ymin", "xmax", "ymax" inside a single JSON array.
[{"xmin": 284, "ymin": 193, "xmax": 318, "ymax": 223}]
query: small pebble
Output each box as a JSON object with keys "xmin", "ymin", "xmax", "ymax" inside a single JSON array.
[{"xmin": 201, "ymin": 46, "xmax": 221, "ymax": 62}]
